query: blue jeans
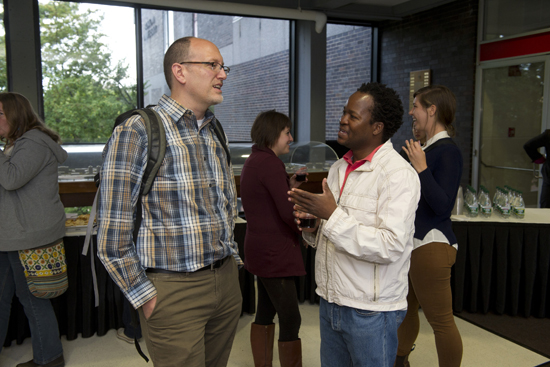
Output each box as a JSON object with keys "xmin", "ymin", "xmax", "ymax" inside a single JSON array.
[
  {"xmin": 0, "ymin": 251, "xmax": 64, "ymax": 364},
  {"xmin": 319, "ymin": 298, "xmax": 406, "ymax": 367}
]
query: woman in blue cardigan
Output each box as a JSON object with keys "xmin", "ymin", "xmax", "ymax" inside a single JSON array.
[
  {"xmin": 396, "ymin": 85, "xmax": 463, "ymax": 367},
  {"xmin": 240, "ymin": 110, "xmax": 307, "ymax": 367}
]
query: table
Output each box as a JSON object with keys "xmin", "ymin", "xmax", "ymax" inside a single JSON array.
[
  {"xmin": 3, "ymin": 220, "xmax": 254, "ymax": 347},
  {"xmin": 58, "ymin": 172, "xmax": 328, "ymax": 207},
  {"xmin": 451, "ymin": 209, "xmax": 550, "ymax": 318}
]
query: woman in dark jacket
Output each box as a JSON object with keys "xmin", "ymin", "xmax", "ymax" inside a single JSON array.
[
  {"xmin": 396, "ymin": 85, "xmax": 463, "ymax": 367},
  {"xmin": 240, "ymin": 110, "xmax": 307, "ymax": 367}
]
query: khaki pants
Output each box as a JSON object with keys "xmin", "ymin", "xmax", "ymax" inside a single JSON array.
[
  {"xmin": 138, "ymin": 257, "xmax": 242, "ymax": 367},
  {"xmin": 397, "ymin": 242, "xmax": 463, "ymax": 367}
]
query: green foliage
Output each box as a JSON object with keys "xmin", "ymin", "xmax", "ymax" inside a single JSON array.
[
  {"xmin": 0, "ymin": 9, "xmax": 7, "ymax": 92},
  {"xmin": 40, "ymin": 1, "xmax": 136, "ymax": 143},
  {"xmin": 64, "ymin": 206, "xmax": 92, "ymax": 215}
]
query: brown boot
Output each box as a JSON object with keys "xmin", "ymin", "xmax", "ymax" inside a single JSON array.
[
  {"xmin": 278, "ymin": 339, "xmax": 302, "ymax": 367},
  {"xmin": 250, "ymin": 323, "xmax": 275, "ymax": 367}
]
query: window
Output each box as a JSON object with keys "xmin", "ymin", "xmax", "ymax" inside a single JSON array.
[
  {"xmin": 325, "ymin": 24, "xmax": 372, "ymax": 141},
  {"xmin": 484, "ymin": 0, "xmax": 550, "ymax": 40},
  {"xmin": 39, "ymin": 1, "xmax": 136, "ymax": 144},
  {"xmin": 141, "ymin": 9, "xmax": 290, "ymax": 142}
]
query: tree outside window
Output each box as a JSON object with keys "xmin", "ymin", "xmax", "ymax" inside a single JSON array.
[
  {"xmin": 0, "ymin": 2, "xmax": 7, "ymax": 92},
  {"xmin": 39, "ymin": 1, "xmax": 136, "ymax": 143}
]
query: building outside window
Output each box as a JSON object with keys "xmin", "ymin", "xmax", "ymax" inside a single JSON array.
[
  {"xmin": 35, "ymin": 1, "xmax": 371, "ymax": 170},
  {"xmin": 142, "ymin": 9, "xmax": 290, "ymax": 142},
  {"xmin": 0, "ymin": 1, "xmax": 6, "ymax": 92}
]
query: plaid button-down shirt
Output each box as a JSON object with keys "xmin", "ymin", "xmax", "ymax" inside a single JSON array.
[{"xmin": 97, "ymin": 94, "xmax": 241, "ymax": 309}]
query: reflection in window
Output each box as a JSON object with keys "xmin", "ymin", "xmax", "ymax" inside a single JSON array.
[
  {"xmin": 0, "ymin": 1, "xmax": 6, "ymax": 92},
  {"xmin": 325, "ymin": 24, "xmax": 372, "ymax": 141},
  {"xmin": 39, "ymin": 1, "xmax": 136, "ymax": 143},
  {"xmin": 484, "ymin": 0, "xmax": 550, "ymax": 41},
  {"xmin": 141, "ymin": 10, "xmax": 290, "ymax": 142}
]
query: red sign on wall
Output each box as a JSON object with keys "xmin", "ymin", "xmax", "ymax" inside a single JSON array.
[{"xmin": 480, "ymin": 32, "xmax": 550, "ymax": 62}]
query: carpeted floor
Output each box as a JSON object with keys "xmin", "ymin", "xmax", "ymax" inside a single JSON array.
[{"xmin": 454, "ymin": 311, "xmax": 550, "ymax": 359}]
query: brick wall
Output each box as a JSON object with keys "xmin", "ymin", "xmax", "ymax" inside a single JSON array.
[
  {"xmin": 219, "ymin": 26, "xmax": 373, "ymax": 143},
  {"xmin": 326, "ymin": 26, "xmax": 372, "ymax": 140},
  {"xmin": 379, "ymin": 0, "xmax": 478, "ymax": 185},
  {"xmin": 214, "ymin": 50, "xmax": 289, "ymax": 141}
]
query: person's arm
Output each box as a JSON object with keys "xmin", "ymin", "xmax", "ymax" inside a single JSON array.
[
  {"xmin": 289, "ymin": 167, "xmax": 420, "ymax": 264},
  {"xmin": 97, "ymin": 117, "xmax": 157, "ymax": 310},
  {"xmin": 0, "ymin": 138, "xmax": 51, "ymax": 190},
  {"xmin": 322, "ymin": 167, "xmax": 420, "ymax": 264},
  {"xmin": 261, "ymin": 157, "xmax": 302, "ymax": 234},
  {"xmin": 417, "ymin": 147, "xmax": 463, "ymax": 216},
  {"xmin": 524, "ymin": 130, "xmax": 549, "ymax": 163},
  {"xmin": 214, "ymin": 126, "xmax": 243, "ymax": 267}
]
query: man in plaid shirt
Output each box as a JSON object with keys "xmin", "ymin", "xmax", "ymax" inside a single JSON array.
[{"xmin": 98, "ymin": 36, "xmax": 242, "ymax": 367}]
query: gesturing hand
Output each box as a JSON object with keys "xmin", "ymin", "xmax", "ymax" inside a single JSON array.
[
  {"xmin": 402, "ymin": 139, "xmax": 427, "ymax": 173},
  {"xmin": 288, "ymin": 178, "xmax": 337, "ymax": 221}
]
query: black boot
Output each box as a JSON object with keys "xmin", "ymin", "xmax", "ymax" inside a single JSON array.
[
  {"xmin": 394, "ymin": 344, "xmax": 415, "ymax": 367},
  {"xmin": 393, "ymin": 354, "xmax": 410, "ymax": 367}
]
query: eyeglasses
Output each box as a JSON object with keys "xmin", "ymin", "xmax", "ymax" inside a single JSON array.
[{"xmin": 179, "ymin": 61, "xmax": 230, "ymax": 74}]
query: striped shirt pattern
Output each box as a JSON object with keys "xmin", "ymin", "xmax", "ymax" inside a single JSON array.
[{"xmin": 97, "ymin": 94, "xmax": 241, "ymax": 309}]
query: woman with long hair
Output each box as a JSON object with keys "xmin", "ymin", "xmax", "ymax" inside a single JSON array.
[
  {"xmin": 0, "ymin": 92, "xmax": 67, "ymax": 367},
  {"xmin": 396, "ymin": 85, "xmax": 463, "ymax": 367},
  {"xmin": 240, "ymin": 110, "xmax": 307, "ymax": 367}
]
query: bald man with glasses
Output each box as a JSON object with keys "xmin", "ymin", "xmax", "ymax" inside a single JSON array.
[{"xmin": 98, "ymin": 37, "xmax": 242, "ymax": 367}]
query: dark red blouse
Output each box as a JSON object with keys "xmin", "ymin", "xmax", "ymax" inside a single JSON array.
[{"xmin": 239, "ymin": 145, "xmax": 306, "ymax": 278}]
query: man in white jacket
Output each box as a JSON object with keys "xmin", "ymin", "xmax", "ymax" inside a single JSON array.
[{"xmin": 288, "ymin": 82, "xmax": 421, "ymax": 367}]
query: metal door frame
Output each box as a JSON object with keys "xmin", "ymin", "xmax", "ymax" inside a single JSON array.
[{"xmin": 471, "ymin": 54, "xmax": 550, "ymax": 196}]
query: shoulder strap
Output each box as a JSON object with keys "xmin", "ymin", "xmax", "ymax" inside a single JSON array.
[
  {"xmin": 133, "ymin": 108, "xmax": 166, "ymax": 196},
  {"xmin": 130, "ymin": 107, "xmax": 165, "ymax": 242},
  {"xmin": 212, "ymin": 120, "xmax": 231, "ymax": 166}
]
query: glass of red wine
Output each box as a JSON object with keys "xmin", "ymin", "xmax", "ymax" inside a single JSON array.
[{"xmin": 298, "ymin": 213, "xmax": 317, "ymax": 229}]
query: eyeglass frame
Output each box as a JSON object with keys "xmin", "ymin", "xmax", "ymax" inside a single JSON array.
[{"xmin": 179, "ymin": 61, "xmax": 230, "ymax": 74}]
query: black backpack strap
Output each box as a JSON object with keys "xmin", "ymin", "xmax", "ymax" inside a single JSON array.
[
  {"xmin": 130, "ymin": 108, "xmax": 166, "ymax": 243},
  {"xmin": 130, "ymin": 307, "xmax": 148, "ymax": 362},
  {"xmin": 128, "ymin": 107, "xmax": 164, "ymax": 364},
  {"xmin": 212, "ymin": 119, "xmax": 231, "ymax": 166},
  {"xmin": 134, "ymin": 108, "xmax": 166, "ymax": 196}
]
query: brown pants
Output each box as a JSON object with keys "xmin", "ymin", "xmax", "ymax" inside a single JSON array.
[
  {"xmin": 138, "ymin": 257, "xmax": 242, "ymax": 367},
  {"xmin": 397, "ymin": 242, "xmax": 463, "ymax": 367}
]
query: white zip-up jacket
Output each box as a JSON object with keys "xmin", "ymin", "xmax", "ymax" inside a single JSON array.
[{"xmin": 304, "ymin": 140, "xmax": 421, "ymax": 311}]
